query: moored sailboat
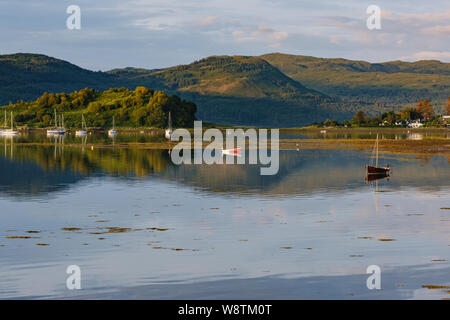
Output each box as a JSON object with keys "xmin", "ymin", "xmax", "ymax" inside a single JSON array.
[
  {"xmin": 47, "ymin": 109, "xmax": 66, "ymax": 135},
  {"xmin": 108, "ymin": 116, "xmax": 117, "ymax": 136},
  {"xmin": 75, "ymin": 114, "xmax": 88, "ymax": 136},
  {"xmin": 366, "ymin": 133, "xmax": 390, "ymax": 176},
  {"xmin": 165, "ymin": 112, "xmax": 173, "ymax": 140},
  {"xmin": 2, "ymin": 112, "xmax": 19, "ymax": 136},
  {"xmin": 0, "ymin": 111, "xmax": 7, "ymax": 135}
]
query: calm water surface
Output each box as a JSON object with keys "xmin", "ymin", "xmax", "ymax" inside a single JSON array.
[{"xmin": 0, "ymin": 133, "xmax": 449, "ymax": 299}]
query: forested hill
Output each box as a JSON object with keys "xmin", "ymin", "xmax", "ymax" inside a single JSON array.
[
  {"xmin": 2, "ymin": 87, "xmax": 197, "ymax": 129},
  {"xmin": 261, "ymin": 53, "xmax": 450, "ymax": 111},
  {"xmin": 107, "ymin": 55, "xmax": 335, "ymax": 126},
  {"xmin": 0, "ymin": 53, "xmax": 117, "ymax": 104}
]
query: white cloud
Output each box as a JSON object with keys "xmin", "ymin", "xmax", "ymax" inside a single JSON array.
[
  {"xmin": 399, "ymin": 51, "xmax": 450, "ymax": 61},
  {"xmin": 329, "ymin": 35, "xmax": 340, "ymax": 44},
  {"xmin": 421, "ymin": 25, "xmax": 450, "ymax": 36},
  {"xmin": 232, "ymin": 25, "xmax": 288, "ymax": 46},
  {"xmin": 195, "ymin": 16, "xmax": 218, "ymax": 27}
]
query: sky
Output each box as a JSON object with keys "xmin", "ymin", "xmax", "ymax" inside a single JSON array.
[{"xmin": 0, "ymin": 0, "xmax": 449, "ymax": 70}]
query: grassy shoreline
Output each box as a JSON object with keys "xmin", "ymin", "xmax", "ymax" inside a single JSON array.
[{"xmin": 8, "ymin": 137, "xmax": 450, "ymax": 157}]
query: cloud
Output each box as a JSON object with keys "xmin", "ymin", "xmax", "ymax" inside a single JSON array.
[
  {"xmin": 329, "ymin": 35, "xmax": 340, "ymax": 44},
  {"xmin": 388, "ymin": 10, "xmax": 450, "ymax": 25},
  {"xmin": 421, "ymin": 25, "xmax": 450, "ymax": 36},
  {"xmin": 195, "ymin": 16, "xmax": 218, "ymax": 27},
  {"xmin": 399, "ymin": 51, "xmax": 450, "ymax": 61},
  {"xmin": 232, "ymin": 25, "xmax": 288, "ymax": 45}
]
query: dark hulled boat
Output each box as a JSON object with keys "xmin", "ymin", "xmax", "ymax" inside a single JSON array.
[
  {"xmin": 366, "ymin": 134, "xmax": 390, "ymax": 176},
  {"xmin": 366, "ymin": 165, "xmax": 390, "ymax": 175}
]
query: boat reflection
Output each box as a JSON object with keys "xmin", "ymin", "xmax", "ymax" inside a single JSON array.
[{"xmin": 366, "ymin": 173, "xmax": 390, "ymax": 182}]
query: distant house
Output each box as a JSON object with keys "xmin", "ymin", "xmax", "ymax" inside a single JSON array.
[
  {"xmin": 443, "ymin": 115, "xmax": 450, "ymax": 126},
  {"xmin": 408, "ymin": 121, "xmax": 423, "ymax": 128}
]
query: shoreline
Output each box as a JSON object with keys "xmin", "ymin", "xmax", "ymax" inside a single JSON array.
[{"xmin": 6, "ymin": 137, "xmax": 449, "ymax": 157}]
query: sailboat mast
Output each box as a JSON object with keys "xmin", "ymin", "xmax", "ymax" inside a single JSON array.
[
  {"xmin": 375, "ymin": 133, "xmax": 379, "ymax": 168},
  {"xmin": 10, "ymin": 112, "xmax": 13, "ymax": 130},
  {"xmin": 168, "ymin": 112, "xmax": 172, "ymax": 131},
  {"xmin": 4, "ymin": 110, "xmax": 6, "ymax": 128}
]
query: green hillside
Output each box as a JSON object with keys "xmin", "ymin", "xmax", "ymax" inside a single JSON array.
[
  {"xmin": 261, "ymin": 53, "xmax": 450, "ymax": 114},
  {"xmin": 1, "ymin": 52, "xmax": 449, "ymax": 127},
  {"xmin": 108, "ymin": 55, "xmax": 337, "ymax": 126},
  {"xmin": 0, "ymin": 53, "xmax": 117, "ymax": 104}
]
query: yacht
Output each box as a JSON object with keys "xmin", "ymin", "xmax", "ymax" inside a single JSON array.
[
  {"xmin": 0, "ymin": 111, "xmax": 7, "ymax": 135},
  {"xmin": 165, "ymin": 112, "xmax": 173, "ymax": 140},
  {"xmin": 75, "ymin": 114, "xmax": 88, "ymax": 136},
  {"xmin": 2, "ymin": 112, "xmax": 18, "ymax": 136},
  {"xmin": 47, "ymin": 109, "xmax": 66, "ymax": 135},
  {"xmin": 108, "ymin": 116, "xmax": 117, "ymax": 136}
]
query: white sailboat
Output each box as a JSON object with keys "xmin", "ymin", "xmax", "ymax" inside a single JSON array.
[
  {"xmin": 165, "ymin": 112, "xmax": 173, "ymax": 140},
  {"xmin": 0, "ymin": 111, "xmax": 6, "ymax": 135},
  {"xmin": 108, "ymin": 116, "xmax": 117, "ymax": 136},
  {"xmin": 47, "ymin": 109, "xmax": 66, "ymax": 135},
  {"xmin": 76, "ymin": 114, "xmax": 88, "ymax": 136},
  {"xmin": 2, "ymin": 112, "xmax": 19, "ymax": 136},
  {"xmin": 59, "ymin": 114, "xmax": 66, "ymax": 134}
]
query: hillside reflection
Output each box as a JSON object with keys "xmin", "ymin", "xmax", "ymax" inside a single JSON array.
[{"xmin": 0, "ymin": 140, "xmax": 449, "ymax": 198}]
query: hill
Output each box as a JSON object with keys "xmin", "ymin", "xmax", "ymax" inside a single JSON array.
[
  {"xmin": 108, "ymin": 55, "xmax": 336, "ymax": 126},
  {"xmin": 1, "ymin": 86, "xmax": 196, "ymax": 129},
  {"xmin": 261, "ymin": 53, "xmax": 450, "ymax": 114},
  {"xmin": 2, "ymin": 52, "xmax": 449, "ymax": 127},
  {"xmin": 0, "ymin": 53, "xmax": 117, "ymax": 104}
]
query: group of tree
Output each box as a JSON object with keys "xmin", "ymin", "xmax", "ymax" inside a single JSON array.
[
  {"xmin": 447, "ymin": 97, "xmax": 450, "ymax": 116},
  {"xmin": 1, "ymin": 87, "xmax": 197, "ymax": 129},
  {"xmin": 318, "ymin": 97, "xmax": 450, "ymax": 128}
]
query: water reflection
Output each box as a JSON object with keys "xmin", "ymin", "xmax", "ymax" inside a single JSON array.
[
  {"xmin": 0, "ymin": 136, "xmax": 449, "ymax": 300},
  {"xmin": 1, "ymin": 140, "xmax": 449, "ymax": 199}
]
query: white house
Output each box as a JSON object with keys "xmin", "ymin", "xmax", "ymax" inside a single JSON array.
[
  {"xmin": 443, "ymin": 115, "xmax": 450, "ymax": 124},
  {"xmin": 408, "ymin": 121, "xmax": 423, "ymax": 128}
]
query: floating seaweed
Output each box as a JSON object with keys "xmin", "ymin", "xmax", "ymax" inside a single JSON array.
[
  {"xmin": 61, "ymin": 227, "xmax": 82, "ymax": 231},
  {"xmin": 422, "ymin": 285, "xmax": 450, "ymax": 289}
]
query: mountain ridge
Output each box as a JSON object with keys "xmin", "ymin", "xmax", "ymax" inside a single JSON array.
[{"xmin": 1, "ymin": 52, "xmax": 449, "ymax": 126}]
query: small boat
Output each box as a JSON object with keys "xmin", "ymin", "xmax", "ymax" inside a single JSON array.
[
  {"xmin": 165, "ymin": 112, "xmax": 173, "ymax": 140},
  {"xmin": 47, "ymin": 109, "xmax": 66, "ymax": 135},
  {"xmin": 2, "ymin": 112, "xmax": 18, "ymax": 136},
  {"xmin": 108, "ymin": 116, "xmax": 117, "ymax": 136},
  {"xmin": 75, "ymin": 114, "xmax": 88, "ymax": 136},
  {"xmin": 366, "ymin": 133, "xmax": 390, "ymax": 176},
  {"xmin": 221, "ymin": 148, "xmax": 241, "ymax": 156},
  {"xmin": 0, "ymin": 110, "xmax": 7, "ymax": 135}
]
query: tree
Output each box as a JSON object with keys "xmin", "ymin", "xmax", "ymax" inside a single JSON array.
[
  {"xmin": 147, "ymin": 103, "xmax": 166, "ymax": 128},
  {"xmin": 416, "ymin": 100, "xmax": 423, "ymax": 116},
  {"xmin": 351, "ymin": 110, "xmax": 367, "ymax": 126},
  {"xmin": 87, "ymin": 101, "xmax": 102, "ymax": 114},
  {"xmin": 131, "ymin": 107, "xmax": 148, "ymax": 126},
  {"xmin": 422, "ymin": 98, "xmax": 434, "ymax": 120},
  {"xmin": 399, "ymin": 107, "xmax": 419, "ymax": 121},
  {"xmin": 382, "ymin": 111, "xmax": 398, "ymax": 125}
]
